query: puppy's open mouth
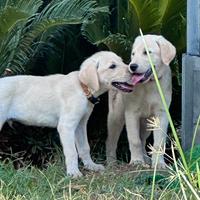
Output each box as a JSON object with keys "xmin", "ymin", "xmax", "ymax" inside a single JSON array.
[
  {"xmin": 112, "ymin": 82, "xmax": 133, "ymax": 93},
  {"xmin": 131, "ymin": 68, "xmax": 152, "ymax": 86}
]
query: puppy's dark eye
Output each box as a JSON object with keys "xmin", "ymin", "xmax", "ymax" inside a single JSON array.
[
  {"xmin": 109, "ymin": 64, "xmax": 116, "ymax": 69},
  {"xmin": 132, "ymin": 52, "xmax": 135, "ymax": 56}
]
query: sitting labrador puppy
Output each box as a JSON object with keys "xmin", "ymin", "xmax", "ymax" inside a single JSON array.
[
  {"xmin": 0, "ymin": 51, "xmax": 134, "ymax": 177},
  {"xmin": 106, "ymin": 35, "xmax": 176, "ymax": 168}
]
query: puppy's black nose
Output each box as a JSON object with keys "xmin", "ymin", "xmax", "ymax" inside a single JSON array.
[{"xmin": 129, "ymin": 63, "xmax": 138, "ymax": 72}]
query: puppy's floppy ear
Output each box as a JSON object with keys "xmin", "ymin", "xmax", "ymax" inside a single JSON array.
[
  {"xmin": 157, "ymin": 36, "xmax": 176, "ymax": 65},
  {"xmin": 78, "ymin": 59, "xmax": 100, "ymax": 91}
]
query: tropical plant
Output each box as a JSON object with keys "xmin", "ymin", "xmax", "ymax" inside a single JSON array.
[
  {"xmin": 82, "ymin": 0, "xmax": 186, "ymax": 63},
  {"xmin": 0, "ymin": 0, "xmax": 108, "ymax": 75}
]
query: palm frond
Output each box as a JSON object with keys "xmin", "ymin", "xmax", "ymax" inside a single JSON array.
[
  {"xmin": 81, "ymin": 12, "xmax": 110, "ymax": 45},
  {"xmin": 35, "ymin": 0, "xmax": 108, "ymax": 23},
  {"xmin": 0, "ymin": 0, "xmax": 108, "ymax": 75},
  {"xmin": 159, "ymin": 0, "xmax": 186, "ymax": 52},
  {"xmin": 159, "ymin": 0, "xmax": 186, "ymax": 24},
  {"xmin": 15, "ymin": 0, "xmax": 42, "ymax": 13},
  {"xmin": 82, "ymin": 0, "xmax": 162, "ymax": 60},
  {"xmin": 97, "ymin": 33, "xmax": 132, "ymax": 62},
  {"xmin": 7, "ymin": 19, "xmax": 82, "ymax": 74},
  {"xmin": 0, "ymin": 0, "xmax": 42, "ymax": 39},
  {"xmin": 128, "ymin": 0, "xmax": 161, "ymax": 34},
  {"xmin": 0, "ymin": 20, "xmax": 25, "ymax": 75},
  {"xmin": 81, "ymin": 1, "xmax": 134, "ymax": 60},
  {"xmin": 82, "ymin": 0, "xmax": 160, "ymax": 59}
]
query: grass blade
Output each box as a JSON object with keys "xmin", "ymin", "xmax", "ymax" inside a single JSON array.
[
  {"xmin": 139, "ymin": 28, "xmax": 192, "ymax": 182},
  {"xmin": 150, "ymin": 153, "xmax": 159, "ymax": 200},
  {"xmin": 171, "ymin": 144, "xmax": 187, "ymax": 200},
  {"xmin": 179, "ymin": 170, "xmax": 200, "ymax": 199},
  {"xmin": 197, "ymin": 162, "xmax": 200, "ymax": 189},
  {"xmin": 190, "ymin": 115, "xmax": 200, "ymax": 162}
]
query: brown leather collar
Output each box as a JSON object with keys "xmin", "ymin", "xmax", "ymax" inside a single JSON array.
[{"xmin": 80, "ymin": 82, "xmax": 100, "ymax": 105}]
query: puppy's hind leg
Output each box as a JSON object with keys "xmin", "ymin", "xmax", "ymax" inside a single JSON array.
[
  {"xmin": 75, "ymin": 112, "xmax": 104, "ymax": 172},
  {"xmin": 106, "ymin": 91, "xmax": 125, "ymax": 164}
]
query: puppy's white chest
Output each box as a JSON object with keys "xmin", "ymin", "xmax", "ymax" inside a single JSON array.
[{"xmin": 124, "ymin": 83, "xmax": 162, "ymax": 117}]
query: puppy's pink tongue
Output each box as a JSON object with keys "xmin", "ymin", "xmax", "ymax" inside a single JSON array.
[{"xmin": 131, "ymin": 74, "xmax": 145, "ymax": 85}]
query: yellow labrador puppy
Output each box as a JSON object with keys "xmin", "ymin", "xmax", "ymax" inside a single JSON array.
[
  {"xmin": 106, "ymin": 35, "xmax": 176, "ymax": 168},
  {"xmin": 0, "ymin": 51, "xmax": 134, "ymax": 177}
]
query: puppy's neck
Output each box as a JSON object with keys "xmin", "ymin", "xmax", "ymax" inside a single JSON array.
[
  {"xmin": 80, "ymin": 82, "xmax": 106, "ymax": 105},
  {"xmin": 92, "ymin": 84, "xmax": 107, "ymax": 98}
]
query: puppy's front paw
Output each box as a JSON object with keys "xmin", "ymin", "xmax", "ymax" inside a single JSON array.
[
  {"xmin": 151, "ymin": 155, "xmax": 166, "ymax": 169},
  {"xmin": 106, "ymin": 157, "xmax": 117, "ymax": 166},
  {"xmin": 85, "ymin": 163, "xmax": 105, "ymax": 172},
  {"xmin": 152, "ymin": 161, "xmax": 166, "ymax": 169},
  {"xmin": 67, "ymin": 169, "xmax": 83, "ymax": 178},
  {"xmin": 144, "ymin": 155, "xmax": 151, "ymax": 165},
  {"xmin": 129, "ymin": 159, "xmax": 150, "ymax": 168}
]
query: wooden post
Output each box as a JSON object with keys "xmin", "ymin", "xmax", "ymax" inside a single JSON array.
[{"xmin": 182, "ymin": 0, "xmax": 200, "ymax": 150}]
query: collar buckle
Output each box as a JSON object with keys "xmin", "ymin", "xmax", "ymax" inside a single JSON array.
[{"xmin": 88, "ymin": 96, "xmax": 100, "ymax": 105}]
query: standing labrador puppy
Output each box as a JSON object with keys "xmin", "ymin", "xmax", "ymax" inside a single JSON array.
[
  {"xmin": 106, "ymin": 35, "xmax": 176, "ymax": 168},
  {"xmin": 0, "ymin": 51, "xmax": 134, "ymax": 177}
]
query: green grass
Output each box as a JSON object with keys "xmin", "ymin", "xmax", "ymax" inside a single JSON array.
[{"xmin": 0, "ymin": 155, "xmax": 197, "ymax": 200}]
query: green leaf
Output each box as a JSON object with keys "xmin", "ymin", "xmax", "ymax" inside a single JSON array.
[
  {"xmin": 158, "ymin": 0, "xmax": 186, "ymax": 52},
  {"xmin": 128, "ymin": 0, "xmax": 161, "ymax": 34},
  {"xmin": 0, "ymin": 0, "xmax": 108, "ymax": 75},
  {"xmin": 81, "ymin": 11, "xmax": 110, "ymax": 45},
  {"xmin": 0, "ymin": 0, "xmax": 43, "ymax": 39},
  {"xmin": 98, "ymin": 33, "xmax": 132, "ymax": 61}
]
